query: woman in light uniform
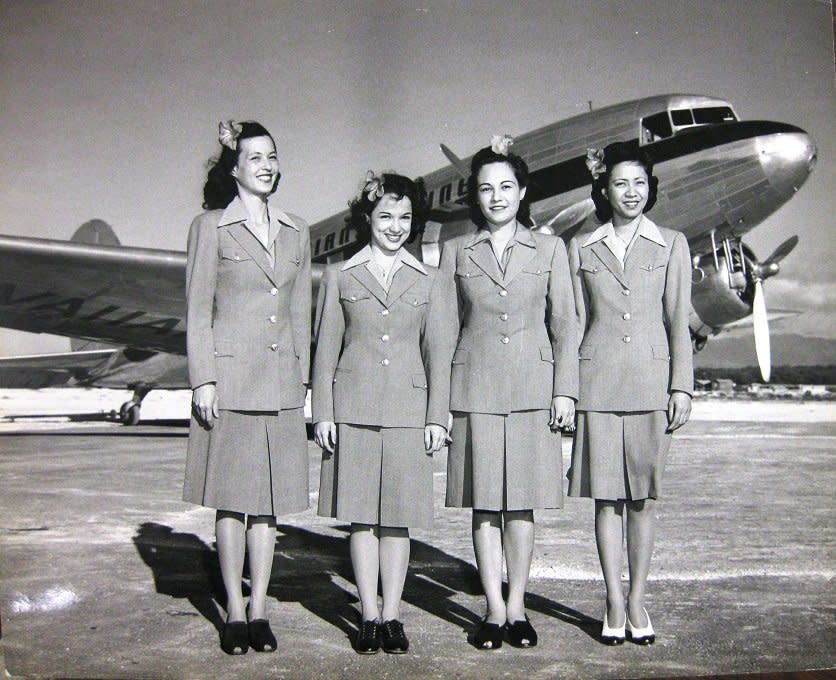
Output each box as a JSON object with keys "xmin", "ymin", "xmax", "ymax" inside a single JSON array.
[
  {"xmin": 312, "ymin": 172, "xmax": 454, "ymax": 655},
  {"xmin": 439, "ymin": 137, "xmax": 578, "ymax": 650},
  {"xmin": 567, "ymin": 141, "xmax": 693, "ymax": 645}
]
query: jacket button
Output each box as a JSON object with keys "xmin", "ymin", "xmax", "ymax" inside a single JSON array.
[
  {"xmin": 498, "ymin": 289, "xmax": 508, "ymax": 297},
  {"xmin": 381, "ymin": 334, "xmax": 390, "ymax": 342},
  {"xmin": 622, "ymin": 336, "xmax": 631, "ymax": 343},
  {"xmin": 270, "ymin": 343, "xmax": 278, "ymax": 351},
  {"xmin": 622, "ymin": 289, "xmax": 630, "ymax": 296},
  {"xmin": 622, "ymin": 312, "xmax": 631, "ymax": 320},
  {"xmin": 350, "ymin": 295, "xmax": 356, "ymax": 301},
  {"xmin": 381, "ymin": 309, "xmax": 390, "ymax": 316},
  {"xmin": 499, "ymin": 313, "xmax": 508, "ymax": 321},
  {"xmin": 234, "ymin": 255, "xmax": 240, "ymax": 261},
  {"xmin": 501, "ymin": 336, "xmax": 510, "ymax": 344},
  {"xmin": 269, "ymin": 315, "xmax": 277, "ymax": 323},
  {"xmin": 270, "ymin": 287, "xmax": 278, "ymax": 295},
  {"xmin": 381, "ymin": 358, "xmax": 390, "ymax": 366}
]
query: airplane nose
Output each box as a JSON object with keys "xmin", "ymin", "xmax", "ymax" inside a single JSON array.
[{"xmin": 758, "ymin": 131, "xmax": 817, "ymax": 198}]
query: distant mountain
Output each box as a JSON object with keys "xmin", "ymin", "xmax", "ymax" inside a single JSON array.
[{"xmin": 694, "ymin": 333, "xmax": 836, "ymax": 368}]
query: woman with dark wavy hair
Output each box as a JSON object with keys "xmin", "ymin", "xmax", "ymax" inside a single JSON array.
[
  {"xmin": 567, "ymin": 140, "xmax": 692, "ymax": 645},
  {"xmin": 312, "ymin": 171, "xmax": 454, "ymax": 654},
  {"xmin": 440, "ymin": 136, "xmax": 578, "ymax": 650},
  {"xmin": 183, "ymin": 120, "xmax": 311, "ymax": 655}
]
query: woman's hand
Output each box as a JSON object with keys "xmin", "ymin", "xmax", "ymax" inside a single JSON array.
[
  {"xmin": 424, "ymin": 424, "xmax": 447, "ymax": 455},
  {"xmin": 314, "ymin": 421, "xmax": 337, "ymax": 453},
  {"xmin": 667, "ymin": 391, "xmax": 692, "ymax": 431},
  {"xmin": 192, "ymin": 383, "xmax": 219, "ymax": 428},
  {"xmin": 549, "ymin": 395, "xmax": 575, "ymax": 432}
]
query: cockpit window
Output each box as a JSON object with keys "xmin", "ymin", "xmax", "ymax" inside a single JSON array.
[
  {"xmin": 640, "ymin": 112, "xmax": 672, "ymax": 144},
  {"xmin": 671, "ymin": 109, "xmax": 694, "ymax": 126},
  {"xmin": 692, "ymin": 106, "xmax": 737, "ymax": 124}
]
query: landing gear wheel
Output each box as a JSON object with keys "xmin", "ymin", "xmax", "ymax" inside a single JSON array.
[{"xmin": 119, "ymin": 401, "xmax": 141, "ymax": 426}]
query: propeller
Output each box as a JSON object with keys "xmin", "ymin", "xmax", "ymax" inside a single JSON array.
[{"xmin": 748, "ymin": 235, "xmax": 799, "ymax": 382}]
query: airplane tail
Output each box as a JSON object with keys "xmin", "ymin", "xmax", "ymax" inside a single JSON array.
[
  {"xmin": 71, "ymin": 219, "xmax": 121, "ymax": 247},
  {"xmin": 70, "ymin": 220, "xmax": 121, "ymax": 351}
]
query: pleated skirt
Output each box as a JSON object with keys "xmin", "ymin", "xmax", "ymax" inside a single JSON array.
[
  {"xmin": 445, "ymin": 410, "xmax": 563, "ymax": 511},
  {"xmin": 567, "ymin": 410, "xmax": 672, "ymax": 501},
  {"xmin": 318, "ymin": 424, "xmax": 433, "ymax": 529},
  {"xmin": 183, "ymin": 408, "xmax": 309, "ymax": 516}
]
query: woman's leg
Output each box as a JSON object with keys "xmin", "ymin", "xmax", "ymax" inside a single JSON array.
[
  {"xmin": 379, "ymin": 527, "xmax": 410, "ymax": 622},
  {"xmin": 626, "ymin": 498, "xmax": 656, "ymax": 627},
  {"xmin": 350, "ymin": 523, "xmax": 381, "ymax": 622},
  {"xmin": 502, "ymin": 509, "xmax": 534, "ymax": 622},
  {"xmin": 472, "ymin": 510, "xmax": 506, "ymax": 624},
  {"xmin": 246, "ymin": 515, "xmax": 277, "ymax": 620},
  {"xmin": 216, "ymin": 510, "xmax": 247, "ymax": 622},
  {"xmin": 595, "ymin": 500, "xmax": 626, "ymax": 624}
]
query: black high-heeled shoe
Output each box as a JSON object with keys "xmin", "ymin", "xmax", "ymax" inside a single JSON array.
[
  {"xmin": 221, "ymin": 621, "xmax": 249, "ymax": 655},
  {"xmin": 248, "ymin": 618, "xmax": 277, "ymax": 652},
  {"xmin": 473, "ymin": 619, "xmax": 503, "ymax": 650},
  {"xmin": 505, "ymin": 615, "xmax": 538, "ymax": 648}
]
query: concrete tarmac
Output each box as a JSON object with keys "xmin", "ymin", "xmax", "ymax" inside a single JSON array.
[{"xmin": 0, "ymin": 399, "xmax": 833, "ymax": 679}]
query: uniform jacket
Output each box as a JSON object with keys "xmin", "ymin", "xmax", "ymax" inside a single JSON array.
[
  {"xmin": 311, "ymin": 246, "xmax": 456, "ymax": 429},
  {"xmin": 568, "ymin": 217, "xmax": 693, "ymax": 412},
  {"xmin": 439, "ymin": 225, "xmax": 578, "ymax": 414},
  {"xmin": 186, "ymin": 195, "xmax": 312, "ymax": 411}
]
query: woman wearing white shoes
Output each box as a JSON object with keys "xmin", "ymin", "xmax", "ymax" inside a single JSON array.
[{"xmin": 567, "ymin": 142, "xmax": 693, "ymax": 645}]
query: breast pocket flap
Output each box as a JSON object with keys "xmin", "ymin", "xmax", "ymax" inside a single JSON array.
[
  {"xmin": 651, "ymin": 344, "xmax": 670, "ymax": 360},
  {"xmin": 579, "ymin": 261, "xmax": 600, "ymax": 274},
  {"xmin": 412, "ymin": 373, "xmax": 428, "ymax": 389},
  {"xmin": 213, "ymin": 340, "xmax": 236, "ymax": 357},
  {"xmin": 220, "ymin": 248, "xmax": 252, "ymax": 262},
  {"xmin": 340, "ymin": 291, "xmax": 371, "ymax": 303},
  {"xmin": 539, "ymin": 345, "xmax": 554, "ymax": 363},
  {"xmin": 452, "ymin": 348, "xmax": 469, "ymax": 365}
]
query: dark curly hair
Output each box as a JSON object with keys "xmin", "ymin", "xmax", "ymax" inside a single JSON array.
[
  {"xmin": 591, "ymin": 141, "xmax": 658, "ymax": 222},
  {"xmin": 467, "ymin": 146, "xmax": 532, "ymax": 228},
  {"xmin": 202, "ymin": 121, "xmax": 279, "ymax": 210},
  {"xmin": 347, "ymin": 173, "xmax": 427, "ymax": 246}
]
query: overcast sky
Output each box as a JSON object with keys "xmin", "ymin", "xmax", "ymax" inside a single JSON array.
[{"xmin": 1, "ymin": 0, "xmax": 833, "ymax": 356}]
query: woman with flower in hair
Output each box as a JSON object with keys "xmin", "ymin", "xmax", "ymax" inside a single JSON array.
[
  {"xmin": 439, "ymin": 136, "xmax": 578, "ymax": 650},
  {"xmin": 312, "ymin": 171, "xmax": 455, "ymax": 655},
  {"xmin": 183, "ymin": 120, "xmax": 311, "ymax": 655},
  {"xmin": 567, "ymin": 141, "xmax": 692, "ymax": 645}
]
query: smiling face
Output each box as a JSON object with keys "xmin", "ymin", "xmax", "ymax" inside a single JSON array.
[
  {"xmin": 369, "ymin": 194, "xmax": 412, "ymax": 253},
  {"xmin": 476, "ymin": 161, "xmax": 526, "ymax": 229},
  {"xmin": 231, "ymin": 135, "xmax": 279, "ymax": 199},
  {"xmin": 604, "ymin": 161, "xmax": 649, "ymax": 225}
]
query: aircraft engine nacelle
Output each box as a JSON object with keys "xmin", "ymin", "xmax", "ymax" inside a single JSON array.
[{"xmin": 690, "ymin": 251, "xmax": 753, "ymax": 331}]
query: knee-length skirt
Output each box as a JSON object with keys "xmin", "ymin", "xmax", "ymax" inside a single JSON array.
[
  {"xmin": 567, "ymin": 410, "xmax": 671, "ymax": 501},
  {"xmin": 183, "ymin": 408, "xmax": 309, "ymax": 516},
  {"xmin": 445, "ymin": 410, "xmax": 563, "ymax": 511},
  {"xmin": 318, "ymin": 424, "xmax": 433, "ymax": 530}
]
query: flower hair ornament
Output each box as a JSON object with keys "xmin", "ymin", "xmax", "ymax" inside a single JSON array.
[
  {"xmin": 360, "ymin": 170, "xmax": 386, "ymax": 203},
  {"xmin": 490, "ymin": 134, "xmax": 514, "ymax": 156},
  {"xmin": 585, "ymin": 147, "xmax": 606, "ymax": 180},
  {"xmin": 218, "ymin": 120, "xmax": 243, "ymax": 150}
]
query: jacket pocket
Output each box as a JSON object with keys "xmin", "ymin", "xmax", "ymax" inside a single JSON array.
[
  {"xmin": 401, "ymin": 293, "xmax": 429, "ymax": 308},
  {"xmin": 579, "ymin": 261, "xmax": 601, "ymax": 274},
  {"xmin": 539, "ymin": 345, "xmax": 554, "ymax": 363},
  {"xmin": 578, "ymin": 344, "xmax": 596, "ymax": 360},
  {"xmin": 641, "ymin": 261, "xmax": 667, "ymax": 273},
  {"xmin": 340, "ymin": 291, "xmax": 370, "ymax": 303},
  {"xmin": 220, "ymin": 248, "xmax": 252, "ymax": 262},
  {"xmin": 456, "ymin": 269, "xmax": 485, "ymax": 280},
  {"xmin": 523, "ymin": 263, "xmax": 552, "ymax": 276},
  {"xmin": 412, "ymin": 373, "xmax": 428, "ymax": 389},
  {"xmin": 651, "ymin": 344, "xmax": 670, "ymax": 360},
  {"xmin": 452, "ymin": 348, "xmax": 469, "ymax": 365},
  {"xmin": 213, "ymin": 340, "xmax": 236, "ymax": 358}
]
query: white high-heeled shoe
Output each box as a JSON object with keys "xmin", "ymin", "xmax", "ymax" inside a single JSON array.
[
  {"xmin": 626, "ymin": 607, "xmax": 655, "ymax": 645},
  {"xmin": 600, "ymin": 611, "xmax": 626, "ymax": 645}
]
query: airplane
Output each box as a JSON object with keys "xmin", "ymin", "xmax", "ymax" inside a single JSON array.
[{"xmin": 0, "ymin": 94, "xmax": 816, "ymax": 424}]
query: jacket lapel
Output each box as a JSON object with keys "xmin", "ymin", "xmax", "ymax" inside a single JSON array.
[
  {"xmin": 590, "ymin": 241, "xmax": 629, "ymax": 289},
  {"xmin": 226, "ymin": 223, "xmax": 278, "ymax": 285},
  {"xmin": 500, "ymin": 229, "xmax": 538, "ymax": 286},
  {"xmin": 386, "ymin": 264, "xmax": 422, "ymax": 304},
  {"xmin": 348, "ymin": 265, "xmax": 389, "ymax": 307},
  {"xmin": 466, "ymin": 240, "xmax": 505, "ymax": 288}
]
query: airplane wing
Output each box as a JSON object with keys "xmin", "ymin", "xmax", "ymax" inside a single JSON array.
[
  {"xmin": 0, "ymin": 348, "xmax": 119, "ymax": 388},
  {"xmin": 0, "ymin": 234, "xmax": 187, "ymax": 354}
]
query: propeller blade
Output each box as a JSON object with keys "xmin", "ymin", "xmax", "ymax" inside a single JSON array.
[
  {"xmin": 763, "ymin": 235, "xmax": 799, "ymax": 265},
  {"xmin": 752, "ymin": 279, "xmax": 771, "ymax": 382},
  {"xmin": 439, "ymin": 144, "xmax": 470, "ymax": 180}
]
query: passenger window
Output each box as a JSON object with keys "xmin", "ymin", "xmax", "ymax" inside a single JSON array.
[
  {"xmin": 671, "ymin": 109, "xmax": 694, "ymax": 126},
  {"xmin": 693, "ymin": 107, "xmax": 736, "ymax": 124}
]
